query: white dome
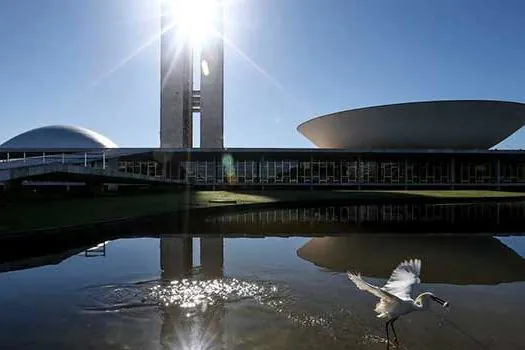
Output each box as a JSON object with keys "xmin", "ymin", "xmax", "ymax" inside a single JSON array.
[{"xmin": 0, "ymin": 125, "xmax": 118, "ymax": 149}]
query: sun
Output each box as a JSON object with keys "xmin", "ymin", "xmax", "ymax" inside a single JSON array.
[{"xmin": 163, "ymin": 0, "xmax": 222, "ymax": 48}]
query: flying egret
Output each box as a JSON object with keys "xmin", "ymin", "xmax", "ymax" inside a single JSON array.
[{"xmin": 347, "ymin": 258, "xmax": 449, "ymax": 348}]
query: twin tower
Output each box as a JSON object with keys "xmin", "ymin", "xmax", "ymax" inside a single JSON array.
[{"xmin": 159, "ymin": 2, "xmax": 224, "ymax": 149}]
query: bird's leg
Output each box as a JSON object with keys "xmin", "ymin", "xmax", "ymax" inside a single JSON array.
[
  {"xmin": 385, "ymin": 320, "xmax": 391, "ymax": 349},
  {"xmin": 390, "ymin": 318, "xmax": 399, "ymax": 347}
]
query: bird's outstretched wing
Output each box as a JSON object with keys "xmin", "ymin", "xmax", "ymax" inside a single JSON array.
[
  {"xmin": 382, "ymin": 258, "xmax": 421, "ymax": 300},
  {"xmin": 347, "ymin": 272, "xmax": 395, "ymax": 301}
]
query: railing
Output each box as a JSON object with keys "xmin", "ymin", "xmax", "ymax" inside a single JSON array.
[{"xmin": 0, "ymin": 151, "xmax": 109, "ymax": 170}]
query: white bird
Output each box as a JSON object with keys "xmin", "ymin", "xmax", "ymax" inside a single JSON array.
[{"xmin": 347, "ymin": 258, "xmax": 449, "ymax": 348}]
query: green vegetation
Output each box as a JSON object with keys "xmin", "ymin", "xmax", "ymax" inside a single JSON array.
[{"xmin": 1, "ymin": 189, "xmax": 524, "ymax": 235}]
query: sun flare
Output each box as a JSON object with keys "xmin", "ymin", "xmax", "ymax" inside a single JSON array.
[{"xmin": 163, "ymin": 0, "xmax": 222, "ymax": 48}]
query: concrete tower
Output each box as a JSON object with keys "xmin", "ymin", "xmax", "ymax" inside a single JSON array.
[
  {"xmin": 200, "ymin": 6, "xmax": 224, "ymax": 149},
  {"xmin": 160, "ymin": 1, "xmax": 224, "ymax": 149},
  {"xmin": 160, "ymin": 0, "xmax": 194, "ymax": 148}
]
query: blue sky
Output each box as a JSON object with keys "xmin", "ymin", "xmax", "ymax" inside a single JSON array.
[{"xmin": 1, "ymin": 0, "xmax": 525, "ymax": 148}]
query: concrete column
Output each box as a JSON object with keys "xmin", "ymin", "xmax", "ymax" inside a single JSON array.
[
  {"xmin": 450, "ymin": 157, "xmax": 455, "ymax": 190},
  {"xmin": 212, "ymin": 156, "xmax": 217, "ymax": 191},
  {"xmin": 259, "ymin": 155, "xmax": 263, "ymax": 189},
  {"xmin": 310, "ymin": 156, "xmax": 313, "ymax": 191},
  {"xmin": 496, "ymin": 158, "xmax": 501, "ymax": 190},
  {"xmin": 162, "ymin": 154, "xmax": 168, "ymax": 180},
  {"xmin": 357, "ymin": 156, "xmax": 361, "ymax": 190},
  {"xmin": 377, "ymin": 161, "xmax": 381, "ymax": 186},
  {"xmin": 496, "ymin": 202, "xmax": 500, "ymax": 225},
  {"xmin": 404, "ymin": 158, "xmax": 408, "ymax": 190}
]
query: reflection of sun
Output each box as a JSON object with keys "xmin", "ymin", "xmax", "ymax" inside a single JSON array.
[{"xmin": 163, "ymin": 0, "xmax": 222, "ymax": 48}]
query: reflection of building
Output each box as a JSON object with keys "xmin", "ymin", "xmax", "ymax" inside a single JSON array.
[
  {"xmin": 42, "ymin": 202, "xmax": 525, "ymax": 237},
  {"xmin": 159, "ymin": 235, "xmax": 226, "ymax": 349},
  {"xmin": 160, "ymin": 236, "xmax": 224, "ymax": 280},
  {"xmin": 197, "ymin": 202, "xmax": 525, "ymax": 235},
  {"xmin": 296, "ymin": 235, "xmax": 525, "ymax": 285},
  {"xmin": 0, "ymin": 241, "xmax": 107, "ymax": 274},
  {"xmin": 200, "ymin": 237, "xmax": 224, "ymax": 277},
  {"xmin": 160, "ymin": 236, "xmax": 193, "ymax": 280},
  {"xmin": 0, "ymin": 249, "xmax": 82, "ymax": 273},
  {"xmin": 159, "ymin": 296, "xmax": 226, "ymax": 350}
]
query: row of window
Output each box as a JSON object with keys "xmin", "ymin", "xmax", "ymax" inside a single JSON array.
[
  {"xmin": 113, "ymin": 159, "xmax": 525, "ymax": 185},
  {"xmin": 175, "ymin": 159, "xmax": 525, "ymax": 185},
  {"xmin": 118, "ymin": 161, "xmax": 161, "ymax": 177}
]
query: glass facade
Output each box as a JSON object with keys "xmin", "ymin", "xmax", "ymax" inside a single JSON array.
[
  {"xmin": 2, "ymin": 150, "xmax": 525, "ymax": 188},
  {"xmin": 174, "ymin": 156, "xmax": 525, "ymax": 187},
  {"xmin": 118, "ymin": 160, "xmax": 162, "ymax": 177},
  {"xmin": 500, "ymin": 160, "xmax": 525, "ymax": 183}
]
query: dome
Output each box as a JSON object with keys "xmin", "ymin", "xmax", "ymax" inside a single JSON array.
[
  {"xmin": 297, "ymin": 100, "xmax": 525, "ymax": 150},
  {"xmin": 0, "ymin": 125, "xmax": 118, "ymax": 149}
]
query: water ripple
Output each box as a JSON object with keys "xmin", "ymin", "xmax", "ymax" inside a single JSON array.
[
  {"xmin": 79, "ymin": 277, "xmax": 334, "ymax": 333},
  {"xmin": 147, "ymin": 278, "xmax": 276, "ymax": 311},
  {"xmin": 80, "ymin": 277, "xmax": 280, "ymax": 313}
]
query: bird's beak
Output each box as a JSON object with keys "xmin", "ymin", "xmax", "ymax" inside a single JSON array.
[{"xmin": 431, "ymin": 295, "xmax": 449, "ymax": 307}]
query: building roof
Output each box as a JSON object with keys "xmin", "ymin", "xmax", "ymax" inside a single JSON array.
[
  {"xmin": 0, "ymin": 125, "xmax": 118, "ymax": 149},
  {"xmin": 297, "ymin": 100, "xmax": 525, "ymax": 150}
]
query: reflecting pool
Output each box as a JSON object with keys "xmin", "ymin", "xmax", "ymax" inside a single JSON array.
[{"xmin": 1, "ymin": 202, "xmax": 525, "ymax": 349}]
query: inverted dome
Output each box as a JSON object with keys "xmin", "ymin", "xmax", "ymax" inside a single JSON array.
[
  {"xmin": 297, "ymin": 100, "xmax": 525, "ymax": 150},
  {"xmin": 296, "ymin": 236, "xmax": 525, "ymax": 285},
  {"xmin": 0, "ymin": 125, "xmax": 118, "ymax": 149}
]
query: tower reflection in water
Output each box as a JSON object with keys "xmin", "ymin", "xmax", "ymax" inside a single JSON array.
[{"xmin": 159, "ymin": 235, "xmax": 225, "ymax": 349}]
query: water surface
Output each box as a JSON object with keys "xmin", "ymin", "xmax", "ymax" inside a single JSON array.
[
  {"xmin": 2, "ymin": 201, "xmax": 525, "ymax": 349},
  {"xmin": 1, "ymin": 232, "xmax": 525, "ymax": 349}
]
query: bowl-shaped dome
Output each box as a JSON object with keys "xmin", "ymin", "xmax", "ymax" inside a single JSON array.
[
  {"xmin": 297, "ymin": 100, "xmax": 525, "ymax": 149},
  {"xmin": 0, "ymin": 125, "xmax": 118, "ymax": 149}
]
